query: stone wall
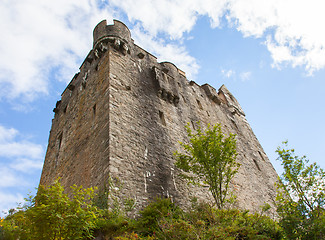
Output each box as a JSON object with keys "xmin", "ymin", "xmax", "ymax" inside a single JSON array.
[{"xmin": 40, "ymin": 19, "xmax": 279, "ymax": 214}]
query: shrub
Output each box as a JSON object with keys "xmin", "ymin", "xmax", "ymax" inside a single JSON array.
[
  {"xmin": 276, "ymin": 142, "xmax": 325, "ymax": 239},
  {"xmin": 1, "ymin": 180, "xmax": 98, "ymax": 240},
  {"xmin": 136, "ymin": 198, "xmax": 183, "ymax": 236}
]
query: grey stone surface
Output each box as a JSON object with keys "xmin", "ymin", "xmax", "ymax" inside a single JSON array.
[{"xmin": 40, "ymin": 19, "xmax": 279, "ymax": 215}]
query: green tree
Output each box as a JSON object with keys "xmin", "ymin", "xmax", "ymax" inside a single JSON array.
[
  {"xmin": 175, "ymin": 123, "xmax": 239, "ymax": 209},
  {"xmin": 1, "ymin": 180, "xmax": 98, "ymax": 240},
  {"xmin": 276, "ymin": 141, "xmax": 325, "ymax": 239}
]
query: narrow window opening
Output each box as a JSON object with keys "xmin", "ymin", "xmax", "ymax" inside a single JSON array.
[
  {"xmin": 67, "ymin": 84, "xmax": 75, "ymax": 91},
  {"xmin": 196, "ymin": 99, "xmax": 203, "ymax": 110},
  {"xmin": 253, "ymin": 159, "xmax": 261, "ymax": 171},
  {"xmin": 231, "ymin": 119, "xmax": 239, "ymax": 130},
  {"xmin": 81, "ymin": 81, "xmax": 87, "ymax": 90},
  {"xmin": 63, "ymin": 106, "xmax": 67, "ymax": 113},
  {"xmin": 57, "ymin": 133, "xmax": 63, "ymax": 151},
  {"xmin": 181, "ymin": 95, "xmax": 187, "ymax": 103},
  {"xmin": 159, "ymin": 111, "xmax": 166, "ymax": 126},
  {"xmin": 95, "ymin": 64, "xmax": 99, "ymax": 71},
  {"xmin": 206, "ymin": 111, "xmax": 210, "ymax": 117},
  {"xmin": 93, "ymin": 104, "xmax": 97, "ymax": 117},
  {"xmin": 55, "ymin": 133, "xmax": 63, "ymax": 167},
  {"xmin": 137, "ymin": 52, "xmax": 145, "ymax": 59},
  {"xmin": 191, "ymin": 120, "xmax": 197, "ymax": 130},
  {"xmin": 258, "ymin": 151, "xmax": 265, "ymax": 161}
]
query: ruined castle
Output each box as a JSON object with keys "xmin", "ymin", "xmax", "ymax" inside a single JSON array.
[{"xmin": 40, "ymin": 20, "xmax": 279, "ymax": 213}]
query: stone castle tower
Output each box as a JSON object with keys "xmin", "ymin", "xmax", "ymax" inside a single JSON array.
[{"xmin": 40, "ymin": 19, "xmax": 279, "ymax": 212}]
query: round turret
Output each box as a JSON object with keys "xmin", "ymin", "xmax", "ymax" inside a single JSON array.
[
  {"xmin": 93, "ymin": 20, "xmax": 132, "ymax": 49},
  {"xmin": 160, "ymin": 62, "xmax": 179, "ymax": 77}
]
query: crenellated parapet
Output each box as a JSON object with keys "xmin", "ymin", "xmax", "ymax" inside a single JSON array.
[
  {"xmin": 151, "ymin": 61, "xmax": 245, "ymax": 117},
  {"xmin": 93, "ymin": 20, "xmax": 131, "ymax": 59},
  {"xmin": 57, "ymin": 19, "xmax": 248, "ymax": 121}
]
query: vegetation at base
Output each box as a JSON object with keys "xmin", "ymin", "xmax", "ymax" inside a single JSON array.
[
  {"xmin": 175, "ymin": 122, "xmax": 240, "ymax": 209},
  {"xmin": 275, "ymin": 141, "xmax": 325, "ymax": 239},
  {"xmin": 135, "ymin": 198, "xmax": 282, "ymax": 240},
  {"xmin": 1, "ymin": 136, "xmax": 323, "ymax": 239},
  {"xmin": 0, "ymin": 182, "xmax": 282, "ymax": 240},
  {"xmin": 0, "ymin": 180, "xmax": 97, "ymax": 240}
]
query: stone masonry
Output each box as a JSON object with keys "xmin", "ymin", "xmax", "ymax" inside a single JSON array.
[{"xmin": 40, "ymin": 20, "xmax": 279, "ymax": 213}]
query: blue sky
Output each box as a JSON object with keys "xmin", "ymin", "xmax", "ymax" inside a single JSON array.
[{"xmin": 1, "ymin": 0, "xmax": 325, "ymax": 215}]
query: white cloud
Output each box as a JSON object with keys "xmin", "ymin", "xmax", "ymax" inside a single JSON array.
[
  {"xmin": 240, "ymin": 71, "xmax": 251, "ymax": 81},
  {"xmin": 0, "ymin": 0, "xmax": 115, "ymax": 102},
  {"xmin": 0, "ymin": 124, "xmax": 44, "ymax": 186},
  {"xmin": 10, "ymin": 158, "xmax": 43, "ymax": 173},
  {"xmin": 132, "ymin": 25, "xmax": 199, "ymax": 79},
  {"xmin": 221, "ymin": 69, "xmax": 235, "ymax": 78},
  {"xmin": 0, "ymin": 191, "xmax": 24, "ymax": 216},
  {"xmin": 112, "ymin": 0, "xmax": 325, "ymax": 75},
  {"xmin": 109, "ymin": 0, "xmax": 228, "ymax": 39},
  {"xmin": 0, "ymin": 167, "xmax": 23, "ymax": 188},
  {"xmin": 227, "ymin": 0, "xmax": 325, "ymax": 74},
  {"xmin": 1, "ymin": 0, "xmax": 325, "ymax": 104},
  {"xmin": 221, "ymin": 69, "xmax": 251, "ymax": 81},
  {"xmin": 0, "ymin": 126, "xmax": 18, "ymax": 142},
  {"xmin": 0, "ymin": 124, "xmax": 44, "ymax": 214},
  {"xmin": 0, "ymin": 125, "xmax": 43, "ymax": 160},
  {"xmin": 0, "ymin": 142, "xmax": 43, "ymax": 160}
]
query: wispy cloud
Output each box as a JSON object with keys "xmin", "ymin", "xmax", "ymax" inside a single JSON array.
[
  {"xmin": 221, "ymin": 69, "xmax": 235, "ymax": 79},
  {"xmin": 0, "ymin": 124, "xmax": 44, "ymax": 215},
  {"xmin": 0, "ymin": 125, "xmax": 43, "ymax": 159},
  {"xmin": 227, "ymin": 0, "xmax": 325, "ymax": 75},
  {"xmin": 0, "ymin": 167, "xmax": 24, "ymax": 188},
  {"xmin": 109, "ymin": 0, "xmax": 228, "ymax": 39},
  {"xmin": 240, "ymin": 71, "xmax": 251, "ymax": 81},
  {"xmin": 1, "ymin": 0, "xmax": 325, "ymax": 103},
  {"xmin": 0, "ymin": 0, "xmax": 115, "ymax": 102},
  {"xmin": 0, "ymin": 191, "xmax": 24, "ymax": 215},
  {"xmin": 112, "ymin": 0, "xmax": 325, "ymax": 75},
  {"xmin": 132, "ymin": 24, "xmax": 200, "ymax": 79},
  {"xmin": 221, "ymin": 69, "xmax": 252, "ymax": 81}
]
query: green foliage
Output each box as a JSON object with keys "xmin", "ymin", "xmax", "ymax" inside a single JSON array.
[
  {"xmin": 1, "ymin": 191, "xmax": 282, "ymax": 240},
  {"xmin": 96, "ymin": 176, "xmax": 136, "ymax": 214},
  {"xmin": 0, "ymin": 209, "xmax": 29, "ymax": 240},
  {"xmin": 156, "ymin": 218, "xmax": 198, "ymax": 240},
  {"xmin": 94, "ymin": 181, "xmax": 110, "ymax": 210},
  {"xmin": 1, "ymin": 180, "xmax": 98, "ymax": 240},
  {"xmin": 186, "ymin": 202, "xmax": 282, "ymax": 240},
  {"xmin": 276, "ymin": 141, "xmax": 325, "ymax": 239},
  {"xmin": 95, "ymin": 208, "xmax": 132, "ymax": 238},
  {"xmin": 175, "ymin": 122, "xmax": 240, "ymax": 209},
  {"xmin": 114, "ymin": 232, "xmax": 142, "ymax": 240},
  {"xmin": 92, "ymin": 177, "xmax": 136, "ymax": 239},
  {"xmin": 136, "ymin": 198, "xmax": 183, "ymax": 236},
  {"xmin": 136, "ymin": 199, "xmax": 282, "ymax": 240}
]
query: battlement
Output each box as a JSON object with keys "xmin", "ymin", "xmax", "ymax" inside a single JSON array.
[
  {"xmin": 61, "ymin": 20, "xmax": 242, "ymax": 116},
  {"xmin": 93, "ymin": 20, "xmax": 132, "ymax": 47}
]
